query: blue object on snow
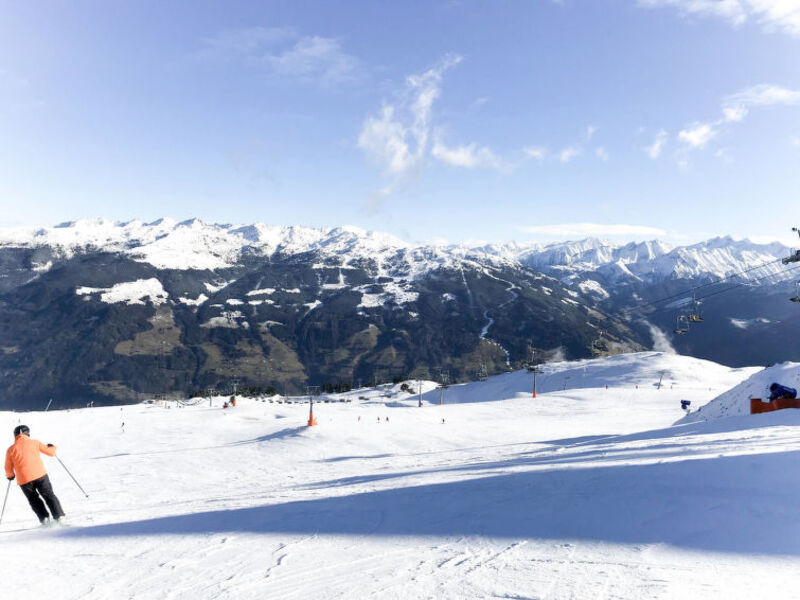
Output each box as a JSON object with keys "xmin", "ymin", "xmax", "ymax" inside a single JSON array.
[
  {"xmin": 768, "ymin": 383, "xmax": 797, "ymax": 401},
  {"xmin": 680, "ymin": 400, "xmax": 691, "ymax": 409}
]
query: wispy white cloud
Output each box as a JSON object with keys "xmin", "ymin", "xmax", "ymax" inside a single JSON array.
[
  {"xmin": 637, "ymin": 0, "xmax": 800, "ymax": 37},
  {"xmin": 471, "ymin": 96, "xmax": 489, "ymax": 108},
  {"xmin": 201, "ymin": 27, "xmax": 361, "ymax": 87},
  {"xmin": 358, "ymin": 105, "xmax": 415, "ymax": 175},
  {"xmin": 646, "ymin": 129, "xmax": 668, "ymax": 158},
  {"xmin": 266, "ymin": 36, "xmax": 361, "ymax": 85},
  {"xmin": 558, "ymin": 146, "xmax": 582, "ymax": 163},
  {"xmin": 721, "ymin": 105, "xmax": 748, "ymax": 122},
  {"xmin": 675, "ymin": 83, "xmax": 800, "ymax": 153},
  {"xmin": 431, "ymin": 140, "xmax": 506, "ymax": 170},
  {"xmin": 523, "ymin": 146, "xmax": 547, "ymax": 160},
  {"xmin": 359, "ymin": 54, "xmax": 514, "ymax": 201},
  {"xmin": 723, "ymin": 83, "xmax": 800, "ymax": 110},
  {"xmin": 677, "ymin": 122, "xmax": 716, "ymax": 148},
  {"xmin": 518, "ymin": 222, "xmax": 666, "ymax": 237},
  {"xmin": 358, "ymin": 54, "xmax": 461, "ymax": 181},
  {"xmin": 551, "ymin": 126, "xmax": 608, "ymax": 164}
]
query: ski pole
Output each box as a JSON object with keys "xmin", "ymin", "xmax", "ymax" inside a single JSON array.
[
  {"xmin": 56, "ymin": 456, "xmax": 89, "ymax": 498},
  {"xmin": 0, "ymin": 480, "xmax": 10, "ymax": 525}
]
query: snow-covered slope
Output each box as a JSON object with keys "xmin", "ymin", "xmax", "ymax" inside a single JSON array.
[
  {"xmin": 5, "ymin": 353, "xmax": 800, "ymax": 599},
  {"xmin": 367, "ymin": 351, "xmax": 759, "ymax": 405},
  {"xmin": 681, "ymin": 362, "xmax": 800, "ymax": 423}
]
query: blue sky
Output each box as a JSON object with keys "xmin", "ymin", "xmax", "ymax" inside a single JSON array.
[{"xmin": 1, "ymin": 0, "xmax": 799, "ymax": 245}]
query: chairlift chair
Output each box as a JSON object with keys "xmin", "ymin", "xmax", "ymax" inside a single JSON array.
[
  {"xmin": 687, "ymin": 291, "xmax": 703, "ymax": 323},
  {"xmin": 674, "ymin": 314, "xmax": 690, "ymax": 335},
  {"xmin": 791, "ymin": 280, "xmax": 800, "ymax": 303},
  {"xmin": 782, "ymin": 249, "xmax": 800, "ymax": 265}
]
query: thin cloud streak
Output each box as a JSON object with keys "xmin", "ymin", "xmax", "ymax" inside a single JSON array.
[
  {"xmin": 523, "ymin": 146, "xmax": 547, "ymax": 160},
  {"xmin": 200, "ymin": 27, "xmax": 362, "ymax": 87},
  {"xmin": 637, "ymin": 0, "xmax": 800, "ymax": 37},
  {"xmin": 431, "ymin": 140, "xmax": 506, "ymax": 170},
  {"xmin": 646, "ymin": 129, "xmax": 668, "ymax": 158}
]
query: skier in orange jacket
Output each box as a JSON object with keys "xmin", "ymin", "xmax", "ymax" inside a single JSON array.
[{"xmin": 5, "ymin": 425, "xmax": 65, "ymax": 525}]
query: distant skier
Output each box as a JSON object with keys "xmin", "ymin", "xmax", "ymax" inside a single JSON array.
[
  {"xmin": 768, "ymin": 383, "xmax": 797, "ymax": 401},
  {"xmin": 4, "ymin": 425, "xmax": 65, "ymax": 525}
]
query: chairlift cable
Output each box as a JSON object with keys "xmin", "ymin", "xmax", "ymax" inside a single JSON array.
[
  {"xmin": 621, "ymin": 256, "xmax": 786, "ymax": 317},
  {"xmin": 691, "ymin": 263, "xmax": 800, "ymax": 303}
]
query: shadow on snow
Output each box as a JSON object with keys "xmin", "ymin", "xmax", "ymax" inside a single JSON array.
[{"xmin": 62, "ymin": 446, "xmax": 800, "ymax": 555}]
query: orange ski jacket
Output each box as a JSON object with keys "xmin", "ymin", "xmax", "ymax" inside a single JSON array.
[{"xmin": 5, "ymin": 434, "xmax": 57, "ymax": 485}]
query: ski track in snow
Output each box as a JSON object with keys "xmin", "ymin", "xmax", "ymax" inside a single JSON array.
[
  {"xmin": 478, "ymin": 269, "xmax": 518, "ymax": 367},
  {"xmin": 1, "ymin": 352, "xmax": 799, "ymax": 599}
]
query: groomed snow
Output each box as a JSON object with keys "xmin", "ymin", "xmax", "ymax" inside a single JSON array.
[{"xmin": 1, "ymin": 352, "xmax": 799, "ymax": 599}]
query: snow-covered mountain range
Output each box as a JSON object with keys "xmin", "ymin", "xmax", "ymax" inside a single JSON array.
[
  {"xmin": 1, "ymin": 217, "xmax": 792, "ymax": 283},
  {"xmin": 516, "ymin": 236, "xmax": 791, "ymax": 288},
  {"xmin": 1, "ymin": 218, "xmax": 797, "ymax": 408}
]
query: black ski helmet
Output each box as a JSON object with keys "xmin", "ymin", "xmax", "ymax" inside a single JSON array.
[{"xmin": 13, "ymin": 424, "xmax": 30, "ymax": 437}]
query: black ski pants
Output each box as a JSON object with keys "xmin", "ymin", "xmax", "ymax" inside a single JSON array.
[{"xmin": 20, "ymin": 474, "xmax": 65, "ymax": 523}]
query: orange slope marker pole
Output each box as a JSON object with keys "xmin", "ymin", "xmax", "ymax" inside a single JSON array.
[{"xmin": 308, "ymin": 397, "xmax": 318, "ymax": 426}]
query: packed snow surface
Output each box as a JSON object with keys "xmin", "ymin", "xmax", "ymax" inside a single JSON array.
[{"xmin": 2, "ymin": 352, "xmax": 799, "ymax": 599}]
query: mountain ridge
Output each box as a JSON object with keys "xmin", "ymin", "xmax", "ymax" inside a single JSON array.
[{"xmin": 1, "ymin": 218, "xmax": 791, "ymax": 281}]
